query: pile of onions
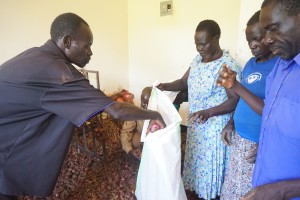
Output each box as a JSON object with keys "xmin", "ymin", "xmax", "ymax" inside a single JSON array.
[{"xmin": 116, "ymin": 90, "xmax": 134, "ymax": 103}]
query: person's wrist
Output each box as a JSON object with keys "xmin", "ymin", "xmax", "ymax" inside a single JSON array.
[
  {"xmin": 230, "ymin": 80, "xmax": 239, "ymax": 90},
  {"xmin": 280, "ymin": 180, "xmax": 300, "ymax": 199},
  {"xmin": 152, "ymin": 111, "xmax": 160, "ymax": 119},
  {"xmin": 207, "ymin": 108, "xmax": 213, "ymax": 118}
]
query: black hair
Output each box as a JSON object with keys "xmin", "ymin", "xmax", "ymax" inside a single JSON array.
[
  {"xmin": 247, "ymin": 10, "xmax": 261, "ymax": 26},
  {"xmin": 195, "ymin": 19, "xmax": 221, "ymax": 38},
  {"xmin": 141, "ymin": 87, "xmax": 152, "ymax": 97},
  {"xmin": 262, "ymin": 0, "xmax": 300, "ymax": 16},
  {"xmin": 50, "ymin": 13, "xmax": 89, "ymax": 42}
]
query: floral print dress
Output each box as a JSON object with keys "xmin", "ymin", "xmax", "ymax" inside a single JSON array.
[{"xmin": 182, "ymin": 51, "xmax": 241, "ymax": 199}]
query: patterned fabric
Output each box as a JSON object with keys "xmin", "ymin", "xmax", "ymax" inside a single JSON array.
[
  {"xmin": 183, "ymin": 51, "xmax": 242, "ymax": 199},
  {"xmin": 220, "ymin": 131, "xmax": 256, "ymax": 200}
]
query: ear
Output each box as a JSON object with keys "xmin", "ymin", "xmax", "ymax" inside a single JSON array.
[
  {"xmin": 214, "ymin": 35, "xmax": 220, "ymax": 41},
  {"xmin": 63, "ymin": 35, "xmax": 72, "ymax": 49}
]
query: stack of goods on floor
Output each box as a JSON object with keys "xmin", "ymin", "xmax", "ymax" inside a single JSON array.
[
  {"xmin": 20, "ymin": 114, "xmax": 140, "ymax": 200},
  {"xmin": 19, "ymin": 102, "xmax": 191, "ymax": 200}
]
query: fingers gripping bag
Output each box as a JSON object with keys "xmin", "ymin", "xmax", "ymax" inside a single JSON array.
[{"xmin": 135, "ymin": 85, "xmax": 187, "ymax": 200}]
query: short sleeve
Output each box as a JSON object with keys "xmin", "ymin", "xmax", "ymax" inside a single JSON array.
[
  {"xmin": 189, "ymin": 54, "xmax": 201, "ymax": 68},
  {"xmin": 42, "ymin": 80, "xmax": 114, "ymax": 127}
]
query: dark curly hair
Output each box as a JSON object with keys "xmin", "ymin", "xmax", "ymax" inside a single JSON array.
[
  {"xmin": 247, "ymin": 10, "xmax": 261, "ymax": 26},
  {"xmin": 50, "ymin": 13, "xmax": 89, "ymax": 42},
  {"xmin": 195, "ymin": 19, "xmax": 221, "ymax": 38},
  {"xmin": 262, "ymin": 0, "xmax": 300, "ymax": 16}
]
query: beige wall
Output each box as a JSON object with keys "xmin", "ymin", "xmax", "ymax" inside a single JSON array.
[
  {"xmin": 128, "ymin": 0, "xmax": 241, "ymax": 100},
  {"xmin": 236, "ymin": 0, "xmax": 263, "ymax": 66},
  {"xmin": 128, "ymin": 0, "xmax": 242, "ymax": 122},
  {"xmin": 0, "ymin": 0, "xmax": 263, "ymax": 102},
  {"xmin": 0, "ymin": 0, "xmax": 128, "ymax": 93}
]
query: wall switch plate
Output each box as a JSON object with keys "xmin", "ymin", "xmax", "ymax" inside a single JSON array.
[{"xmin": 160, "ymin": 1, "xmax": 173, "ymax": 16}]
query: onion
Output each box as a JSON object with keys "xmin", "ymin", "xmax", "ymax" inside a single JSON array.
[
  {"xmin": 122, "ymin": 93, "xmax": 134, "ymax": 103},
  {"xmin": 149, "ymin": 123, "xmax": 160, "ymax": 133},
  {"xmin": 116, "ymin": 97, "xmax": 124, "ymax": 102}
]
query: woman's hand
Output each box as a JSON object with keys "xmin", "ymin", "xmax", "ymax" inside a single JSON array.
[
  {"xmin": 245, "ymin": 143, "xmax": 258, "ymax": 164},
  {"xmin": 221, "ymin": 119, "xmax": 234, "ymax": 146},
  {"xmin": 188, "ymin": 109, "xmax": 211, "ymax": 124},
  {"xmin": 156, "ymin": 83, "xmax": 165, "ymax": 91},
  {"xmin": 216, "ymin": 64, "xmax": 238, "ymax": 89}
]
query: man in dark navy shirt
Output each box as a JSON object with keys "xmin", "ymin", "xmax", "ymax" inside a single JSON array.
[{"xmin": 0, "ymin": 13, "xmax": 165, "ymax": 199}]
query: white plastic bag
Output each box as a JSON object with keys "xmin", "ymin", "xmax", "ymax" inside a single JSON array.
[{"xmin": 135, "ymin": 86, "xmax": 187, "ymax": 200}]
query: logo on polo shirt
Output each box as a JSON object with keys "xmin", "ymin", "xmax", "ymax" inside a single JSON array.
[{"xmin": 245, "ymin": 72, "xmax": 262, "ymax": 84}]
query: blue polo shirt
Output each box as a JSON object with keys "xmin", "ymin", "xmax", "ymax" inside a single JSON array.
[
  {"xmin": 252, "ymin": 53, "xmax": 300, "ymax": 200},
  {"xmin": 234, "ymin": 56, "xmax": 277, "ymax": 142}
]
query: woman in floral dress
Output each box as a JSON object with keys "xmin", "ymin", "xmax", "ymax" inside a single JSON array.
[{"xmin": 158, "ymin": 19, "xmax": 242, "ymax": 199}]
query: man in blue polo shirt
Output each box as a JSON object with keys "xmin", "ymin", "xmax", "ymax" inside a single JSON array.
[{"xmin": 217, "ymin": 0, "xmax": 300, "ymax": 199}]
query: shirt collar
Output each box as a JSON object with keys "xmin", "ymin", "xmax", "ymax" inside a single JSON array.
[
  {"xmin": 43, "ymin": 40, "xmax": 70, "ymax": 63},
  {"xmin": 278, "ymin": 53, "xmax": 300, "ymax": 70},
  {"xmin": 293, "ymin": 52, "xmax": 300, "ymax": 66}
]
